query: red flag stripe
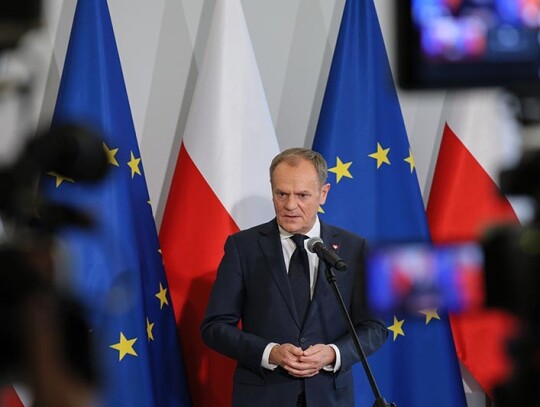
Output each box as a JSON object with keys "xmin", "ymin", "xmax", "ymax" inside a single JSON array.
[{"xmin": 428, "ymin": 123, "xmax": 518, "ymax": 243}]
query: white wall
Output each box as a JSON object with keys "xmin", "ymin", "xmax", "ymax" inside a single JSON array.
[{"xmin": 1, "ymin": 0, "xmax": 506, "ymax": 405}]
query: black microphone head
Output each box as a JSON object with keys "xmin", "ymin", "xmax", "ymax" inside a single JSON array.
[{"xmin": 307, "ymin": 236, "xmax": 323, "ymax": 253}]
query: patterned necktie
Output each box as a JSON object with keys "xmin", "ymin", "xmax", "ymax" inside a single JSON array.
[{"xmin": 289, "ymin": 234, "xmax": 310, "ymax": 323}]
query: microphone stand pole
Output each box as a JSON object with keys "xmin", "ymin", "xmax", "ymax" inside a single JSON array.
[{"xmin": 323, "ymin": 262, "xmax": 396, "ymax": 407}]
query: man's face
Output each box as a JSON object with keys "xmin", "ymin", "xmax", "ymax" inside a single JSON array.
[{"xmin": 271, "ymin": 159, "xmax": 330, "ymax": 235}]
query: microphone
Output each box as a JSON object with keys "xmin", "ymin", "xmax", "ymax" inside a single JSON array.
[{"xmin": 307, "ymin": 237, "xmax": 347, "ymax": 271}]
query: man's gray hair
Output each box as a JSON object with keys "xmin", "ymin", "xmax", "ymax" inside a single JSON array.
[{"xmin": 270, "ymin": 148, "xmax": 328, "ymax": 186}]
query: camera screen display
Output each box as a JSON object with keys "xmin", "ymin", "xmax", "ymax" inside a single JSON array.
[
  {"xmin": 367, "ymin": 242, "xmax": 484, "ymax": 314},
  {"xmin": 397, "ymin": 0, "xmax": 540, "ymax": 88},
  {"xmin": 414, "ymin": 0, "xmax": 540, "ymax": 62}
]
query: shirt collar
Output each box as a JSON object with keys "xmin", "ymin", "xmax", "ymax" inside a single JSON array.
[{"xmin": 278, "ymin": 217, "xmax": 320, "ymax": 240}]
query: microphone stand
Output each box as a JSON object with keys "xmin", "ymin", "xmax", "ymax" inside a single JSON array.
[{"xmin": 323, "ymin": 261, "xmax": 396, "ymax": 407}]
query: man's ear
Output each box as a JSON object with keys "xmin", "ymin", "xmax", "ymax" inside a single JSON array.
[{"xmin": 320, "ymin": 183, "xmax": 331, "ymax": 204}]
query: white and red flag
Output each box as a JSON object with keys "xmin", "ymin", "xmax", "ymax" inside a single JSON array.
[
  {"xmin": 427, "ymin": 89, "xmax": 522, "ymax": 396},
  {"xmin": 159, "ymin": 0, "xmax": 280, "ymax": 405}
]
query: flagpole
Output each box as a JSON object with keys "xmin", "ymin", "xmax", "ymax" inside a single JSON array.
[{"xmin": 322, "ymin": 262, "xmax": 396, "ymax": 407}]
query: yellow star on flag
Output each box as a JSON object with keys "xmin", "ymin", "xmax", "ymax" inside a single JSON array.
[
  {"xmin": 127, "ymin": 151, "xmax": 141, "ymax": 178},
  {"xmin": 388, "ymin": 316, "xmax": 405, "ymax": 341},
  {"xmin": 328, "ymin": 157, "xmax": 353, "ymax": 183},
  {"xmin": 146, "ymin": 318, "xmax": 155, "ymax": 342},
  {"xmin": 419, "ymin": 308, "xmax": 441, "ymax": 324},
  {"xmin": 318, "ymin": 205, "xmax": 325, "ymax": 214},
  {"xmin": 155, "ymin": 282, "xmax": 169, "ymax": 309},
  {"xmin": 47, "ymin": 171, "xmax": 75, "ymax": 188},
  {"xmin": 110, "ymin": 332, "xmax": 138, "ymax": 361},
  {"xmin": 103, "ymin": 142, "xmax": 119, "ymax": 166},
  {"xmin": 404, "ymin": 148, "xmax": 415, "ymax": 173},
  {"xmin": 368, "ymin": 142, "xmax": 391, "ymax": 169}
]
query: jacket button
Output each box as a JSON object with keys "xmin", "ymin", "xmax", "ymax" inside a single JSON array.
[{"xmin": 300, "ymin": 337, "xmax": 306, "ymax": 343}]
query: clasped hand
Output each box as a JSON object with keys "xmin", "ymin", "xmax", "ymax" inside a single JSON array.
[{"xmin": 269, "ymin": 343, "xmax": 336, "ymax": 378}]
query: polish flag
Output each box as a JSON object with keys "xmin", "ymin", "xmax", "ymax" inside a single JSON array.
[
  {"xmin": 426, "ymin": 90, "xmax": 522, "ymax": 396},
  {"xmin": 159, "ymin": 1, "xmax": 280, "ymax": 406}
]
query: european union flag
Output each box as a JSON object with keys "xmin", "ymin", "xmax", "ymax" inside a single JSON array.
[
  {"xmin": 313, "ymin": 0, "xmax": 467, "ymax": 406},
  {"xmin": 41, "ymin": 0, "xmax": 191, "ymax": 405}
]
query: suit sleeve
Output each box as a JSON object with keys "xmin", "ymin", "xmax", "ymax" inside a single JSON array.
[{"xmin": 200, "ymin": 235, "xmax": 268, "ymax": 369}]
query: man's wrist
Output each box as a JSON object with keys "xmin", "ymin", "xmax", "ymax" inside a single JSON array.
[
  {"xmin": 261, "ymin": 342, "xmax": 279, "ymax": 370},
  {"xmin": 323, "ymin": 344, "xmax": 341, "ymax": 372}
]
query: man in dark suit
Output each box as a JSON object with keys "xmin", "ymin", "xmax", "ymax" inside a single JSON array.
[{"xmin": 201, "ymin": 148, "xmax": 387, "ymax": 406}]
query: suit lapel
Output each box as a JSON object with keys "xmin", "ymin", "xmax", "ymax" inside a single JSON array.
[
  {"xmin": 258, "ymin": 220, "xmax": 301, "ymax": 327},
  {"xmin": 305, "ymin": 223, "xmax": 342, "ymax": 323}
]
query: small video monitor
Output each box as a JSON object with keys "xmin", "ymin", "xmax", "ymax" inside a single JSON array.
[{"xmin": 367, "ymin": 242, "xmax": 484, "ymax": 314}]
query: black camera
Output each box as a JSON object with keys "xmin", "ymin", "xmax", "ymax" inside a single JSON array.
[
  {"xmin": 0, "ymin": 123, "xmax": 108, "ymax": 388},
  {"xmin": 0, "ymin": 244, "xmax": 94, "ymax": 386}
]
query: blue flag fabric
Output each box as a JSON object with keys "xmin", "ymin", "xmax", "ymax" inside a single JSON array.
[
  {"xmin": 312, "ymin": 0, "xmax": 467, "ymax": 406},
  {"xmin": 41, "ymin": 0, "xmax": 191, "ymax": 405}
]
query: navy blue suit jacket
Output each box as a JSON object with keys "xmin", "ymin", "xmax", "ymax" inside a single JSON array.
[{"xmin": 201, "ymin": 218, "xmax": 387, "ymax": 406}]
